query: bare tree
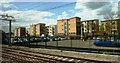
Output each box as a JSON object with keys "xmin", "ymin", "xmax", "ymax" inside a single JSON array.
[{"xmin": 104, "ymin": 11, "xmax": 119, "ymax": 20}]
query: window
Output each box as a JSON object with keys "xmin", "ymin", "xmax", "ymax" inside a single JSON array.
[
  {"xmin": 64, "ymin": 22, "xmax": 67, "ymax": 25},
  {"xmin": 82, "ymin": 28, "xmax": 84, "ymax": 30},
  {"xmin": 112, "ymin": 21, "xmax": 115, "ymax": 24},
  {"xmin": 64, "ymin": 26, "xmax": 67, "ymax": 29},
  {"xmin": 69, "ymin": 28, "xmax": 70, "ymax": 30},
  {"xmin": 64, "ymin": 30, "xmax": 67, "ymax": 33},
  {"xmin": 77, "ymin": 23, "xmax": 80, "ymax": 27},
  {"xmin": 112, "ymin": 26, "xmax": 116, "ymax": 29}
]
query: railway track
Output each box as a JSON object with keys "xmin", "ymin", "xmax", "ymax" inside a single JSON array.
[
  {"xmin": 2, "ymin": 47, "xmax": 83, "ymax": 63},
  {"xmin": 2, "ymin": 46, "xmax": 115, "ymax": 63},
  {"xmin": 2, "ymin": 49, "xmax": 56, "ymax": 63},
  {"xmin": 2, "ymin": 47, "xmax": 65, "ymax": 63},
  {"xmin": 25, "ymin": 44, "xmax": 120, "ymax": 55}
]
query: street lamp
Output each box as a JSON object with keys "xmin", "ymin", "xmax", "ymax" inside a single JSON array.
[{"xmin": 0, "ymin": 14, "xmax": 16, "ymax": 46}]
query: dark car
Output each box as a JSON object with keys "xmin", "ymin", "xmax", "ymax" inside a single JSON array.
[
  {"xmin": 41, "ymin": 37, "xmax": 50, "ymax": 42},
  {"xmin": 94, "ymin": 40, "xmax": 120, "ymax": 47}
]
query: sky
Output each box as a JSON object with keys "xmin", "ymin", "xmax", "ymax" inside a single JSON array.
[{"xmin": 0, "ymin": 0, "xmax": 119, "ymax": 32}]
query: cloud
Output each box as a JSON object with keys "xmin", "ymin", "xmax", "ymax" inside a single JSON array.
[
  {"xmin": 57, "ymin": 11, "xmax": 69, "ymax": 19},
  {"xmin": 43, "ymin": 18, "xmax": 57, "ymax": 26},
  {"xmin": 1, "ymin": 10, "xmax": 55, "ymax": 26},
  {"xmin": 76, "ymin": 0, "xmax": 119, "ymax": 2},
  {"xmin": 75, "ymin": 0, "xmax": 101, "ymax": 20},
  {"xmin": 75, "ymin": 0, "xmax": 119, "ymax": 20},
  {"xmin": 0, "ymin": 0, "xmax": 14, "ymax": 2},
  {"xmin": 2, "ymin": 26, "xmax": 19, "ymax": 33},
  {"xmin": 74, "ymin": 9, "xmax": 102, "ymax": 20},
  {"xmin": 1, "ymin": 21, "xmax": 16, "ymax": 33},
  {"xmin": 96, "ymin": 4, "xmax": 113, "ymax": 15},
  {"xmin": 96, "ymin": 2, "xmax": 119, "ymax": 19},
  {"xmin": 2, "ymin": 10, "xmax": 54, "ymax": 21},
  {"xmin": 0, "ymin": 0, "xmax": 17, "ymax": 11},
  {"xmin": 0, "ymin": 0, "xmax": 77, "ymax": 2},
  {"xmin": 75, "ymin": 0, "xmax": 111, "ymax": 9},
  {"xmin": 84, "ymin": 2, "xmax": 110, "ymax": 10},
  {"xmin": 1, "ymin": 10, "xmax": 57, "ymax": 32}
]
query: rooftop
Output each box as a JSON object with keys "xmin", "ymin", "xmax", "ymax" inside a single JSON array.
[
  {"xmin": 57, "ymin": 17, "xmax": 81, "ymax": 21},
  {"xmin": 101, "ymin": 19, "xmax": 120, "ymax": 22},
  {"xmin": 81, "ymin": 19, "xmax": 99, "ymax": 22}
]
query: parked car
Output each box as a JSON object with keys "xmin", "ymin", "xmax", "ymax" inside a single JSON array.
[
  {"xmin": 12, "ymin": 38, "xmax": 18, "ymax": 43},
  {"xmin": 49, "ymin": 37, "xmax": 59, "ymax": 41},
  {"xmin": 94, "ymin": 40, "xmax": 120, "ymax": 47},
  {"xmin": 12, "ymin": 38, "xmax": 23, "ymax": 44},
  {"xmin": 40, "ymin": 37, "xmax": 50, "ymax": 42},
  {"xmin": 97, "ymin": 37, "xmax": 101, "ymax": 40},
  {"xmin": 30, "ymin": 38, "xmax": 35, "ymax": 42}
]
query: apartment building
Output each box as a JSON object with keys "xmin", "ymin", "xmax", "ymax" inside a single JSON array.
[
  {"xmin": 36, "ymin": 23, "xmax": 46, "ymax": 37},
  {"xmin": 101, "ymin": 19, "xmax": 120, "ymax": 35},
  {"xmin": 26, "ymin": 28, "xmax": 30, "ymax": 35},
  {"xmin": 18, "ymin": 27, "xmax": 26, "ymax": 37},
  {"xmin": 46, "ymin": 25, "xmax": 57, "ymax": 36},
  {"xmin": 81, "ymin": 19, "xmax": 99, "ymax": 37},
  {"xmin": 57, "ymin": 17, "xmax": 81, "ymax": 36},
  {"xmin": 30, "ymin": 23, "xmax": 46, "ymax": 37},
  {"xmin": 14, "ymin": 28, "xmax": 18, "ymax": 37},
  {"xmin": 54, "ymin": 25, "xmax": 57, "ymax": 36},
  {"xmin": 30, "ymin": 24, "xmax": 36, "ymax": 37},
  {"xmin": 13, "ymin": 27, "xmax": 26, "ymax": 37}
]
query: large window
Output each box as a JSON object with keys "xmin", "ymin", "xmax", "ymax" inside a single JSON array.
[
  {"xmin": 77, "ymin": 23, "xmax": 80, "ymax": 27},
  {"xmin": 64, "ymin": 22, "xmax": 67, "ymax": 25},
  {"xmin": 64, "ymin": 26, "xmax": 67, "ymax": 29}
]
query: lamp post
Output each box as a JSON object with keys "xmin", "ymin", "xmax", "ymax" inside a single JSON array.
[{"xmin": 0, "ymin": 14, "xmax": 16, "ymax": 46}]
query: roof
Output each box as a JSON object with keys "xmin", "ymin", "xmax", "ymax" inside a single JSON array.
[
  {"xmin": 101, "ymin": 19, "xmax": 120, "ymax": 22},
  {"xmin": 30, "ymin": 23, "xmax": 46, "ymax": 26},
  {"xmin": 18, "ymin": 27, "xmax": 25, "ymax": 28},
  {"xmin": 57, "ymin": 17, "xmax": 81, "ymax": 21},
  {"xmin": 57, "ymin": 19, "xmax": 68, "ymax": 21},
  {"xmin": 81, "ymin": 19, "xmax": 99, "ymax": 22},
  {"xmin": 69, "ymin": 17, "xmax": 81, "ymax": 19}
]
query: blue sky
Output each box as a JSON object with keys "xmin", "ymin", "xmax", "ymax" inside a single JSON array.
[
  {"xmin": 0, "ymin": 0, "xmax": 119, "ymax": 32},
  {"xmin": 13, "ymin": 2, "xmax": 77, "ymax": 18}
]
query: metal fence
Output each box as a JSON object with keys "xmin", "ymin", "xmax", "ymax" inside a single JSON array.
[
  {"xmin": 2, "ymin": 36, "xmax": 120, "ymax": 55},
  {"xmin": 32, "ymin": 38, "xmax": 120, "ymax": 48}
]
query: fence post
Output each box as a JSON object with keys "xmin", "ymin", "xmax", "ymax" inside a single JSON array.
[
  {"xmin": 56, "ymin": 36, "xmax": 58, "ymax": 48},
  {"xmin": 70, "ymin": 36, "xmax": 72, "ymax": 48},
  {"xmin": 45, "ymin": 38, "xmax": 47, "ymax": 47},
  {"xmin": 88, "ymin": 38, "xmax": 91, "ymax": 52}
]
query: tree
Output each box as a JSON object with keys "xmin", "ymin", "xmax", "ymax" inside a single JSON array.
[
  {"xmin": 99, "ymin": 24, "xmax": 104, "ymax": 32},
  {"xmin": 0, "ymin": 30, "xmax": 9, "ymax": 44},
  {"xmin": 104, "ymin": 11, "xmax": 119, "ymax": 20}
]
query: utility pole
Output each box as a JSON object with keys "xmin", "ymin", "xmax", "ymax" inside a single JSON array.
[{"xmin": 0, "ymin": 14, "xmax": 16, "ymax": 46}]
